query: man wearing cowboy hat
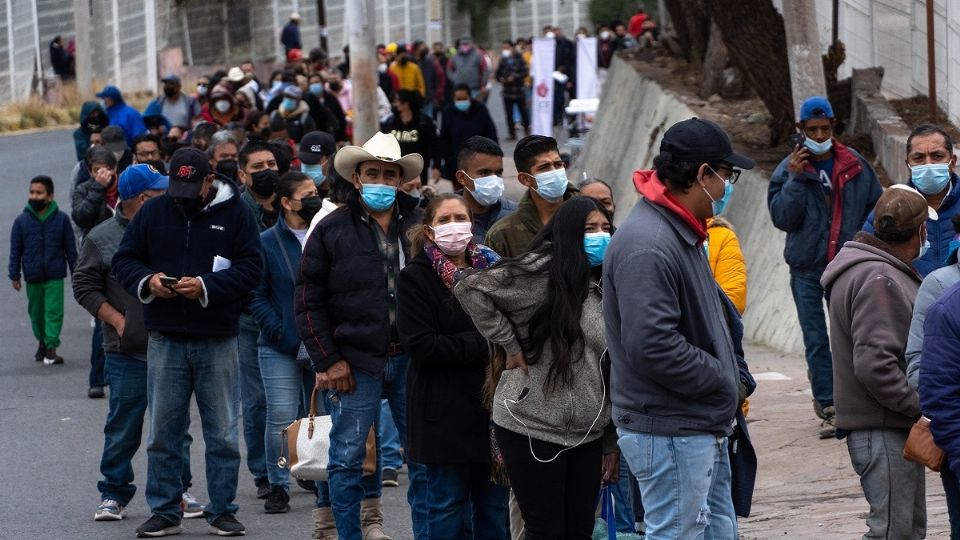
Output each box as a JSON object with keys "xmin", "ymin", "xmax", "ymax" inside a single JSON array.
[{"xmin": 296, "ymin": 132, "xmax": 426, "ymax": 540}]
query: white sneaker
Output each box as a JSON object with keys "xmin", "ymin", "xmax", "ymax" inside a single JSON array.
[
  {"xmin": 94, "ymin": 498, "xmax": 126, "ymax": 521},
  {"xmin": 180, "ymin": 491, "xmax": 204, "ymax": 519}
]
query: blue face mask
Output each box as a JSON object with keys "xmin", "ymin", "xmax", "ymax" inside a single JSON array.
[
  {"xmin": 804, "ymin": 137, "xmax": 833, "ymax": 156},
  {"xmin": 454, "ymin": 100, "xmax": 470, "ymax": 112},
  {"xmin": 282, "ymin": 97, "xmax": 298, "ymax": 111},
  {"xmin": 308, "ymin": 83, "xmax": 323, "ymax": 96},
  {"xmin": 302, "ymin": 163, "xmax": 326, "ymax": 186},
  {"xmin": 911, "ymin": 163, "xmax": 951, "ymax": 195},
  {"xmin": 703, "ymin": 167, "xmax": 734, "ymax": 216},
  {"xmin": 533, "ymin": 169, "xmax": 568, "ymax": 202},
  {"xmin": 360, "ymin": 183, "xmax": 397, "ymax": 212},
  {"xmin": 584, "ymin": 232, "xmax": 611, "ymax": 267},
  {"xmin": 464, "ymin": 172, "xmax": 504, "ymax": 207}
]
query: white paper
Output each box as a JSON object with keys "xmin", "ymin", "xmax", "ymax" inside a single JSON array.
[{"xmin": 213, "ymin": 255, "xmax": 232, "ymax": 272}]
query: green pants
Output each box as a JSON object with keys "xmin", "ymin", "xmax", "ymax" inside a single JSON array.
[{"xmin": 26, "ymin": 279, "xmax": 64, "ymax": 349}]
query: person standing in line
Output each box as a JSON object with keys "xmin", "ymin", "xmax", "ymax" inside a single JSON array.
[
  {"xmin": 821, "ymin": 185, "xmax": 929, "ymax": 539},
  {"xmin": 438, "ymin": 84, "xmax": 499, "ymax": 182},
  {"xmin": 96, "ymin": 85, "xmax": 147, "ymax": 147},
  {"xmin": 495, "ymin": 41, "xmax": 529, "ymax": 141},
  {"xmin": 9, "ymin": 175, "xmax": 77, "ymax": 365},
  {"xmin": 453, "ymin": 136, "xmax": 517, "ymax": 243},
  {"xmin": 147, "ymin": 74, "xmax": 202, "ymax": 129},
  {"xmin": 446, "ymin": 36, "xmax": 489, "ymax": 100},
  {"xmin": 768, "ymin": 96, "xmax": 881, "ymax": 438},
  {"xmin": 281, "ymin": 13, "xmax": 302, "ymax": 54},
  {"xmin": 381, "ymin": 90, "xmax": 441, "ymax": 186}
]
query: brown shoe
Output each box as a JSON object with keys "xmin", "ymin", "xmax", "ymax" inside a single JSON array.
[
  {"xmin": 312, "ymin": 507, "xmax": 338, "ymax": 540},
  {"xmin": 360, "ymin": 497, "xmax": 391, "ymax": 540}
]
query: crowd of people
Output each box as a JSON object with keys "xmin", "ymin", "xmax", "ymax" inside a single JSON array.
[{"xmin": 10, "ymin": 7, "xmax": 960, "ymax": 540}]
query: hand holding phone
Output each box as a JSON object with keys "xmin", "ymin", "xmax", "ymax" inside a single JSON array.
[{"xmin": 159, "ymin": 276, "xmax": 180, "ymax": 288}]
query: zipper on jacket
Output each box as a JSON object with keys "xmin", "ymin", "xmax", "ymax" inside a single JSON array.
[{"xmin": 180, "ymin": 218, "xmax": 192, "ymax": 329}]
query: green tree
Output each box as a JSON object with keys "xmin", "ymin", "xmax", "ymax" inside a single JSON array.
[
  {"xmin": 589, "ymin": 0, "xmax": 654, "ymax": 27},
  {"xmin": 455, "ymin": 0, "xmax": 515, "ymax": 43}
]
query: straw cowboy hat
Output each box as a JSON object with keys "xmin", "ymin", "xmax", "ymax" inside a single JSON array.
[{"xmin": 334, "ymin": 132, "xmax": 424, "ymax": 182}]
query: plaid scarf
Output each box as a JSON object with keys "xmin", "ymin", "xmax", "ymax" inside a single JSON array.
[{"xmin": 424, "ymin": 241, "xmax": 500, "ymax": 290}]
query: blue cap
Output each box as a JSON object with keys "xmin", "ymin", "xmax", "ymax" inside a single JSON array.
[
  {"xmin": 161, "ymin": 73, "xmax": 181, "ymax": 84},
  {"xmin": 119, "ymin": 164, "xmax": 169, "ymax": 200},
  {"xmin": 799, "ymin": 96, "xmax": 834, "ymax": 121}
]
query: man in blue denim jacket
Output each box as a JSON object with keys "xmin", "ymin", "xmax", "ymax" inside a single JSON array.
[{"xmin": 767, "ymin": 96, "xmax": 882, "ymax": 438}]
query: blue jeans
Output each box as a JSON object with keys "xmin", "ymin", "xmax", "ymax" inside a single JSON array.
[
  {"xmin": 99, "ymin": 353, "xmax": 193, "ymax": 505},
  {"xmin": 425, "ymin": 463, "xmax": 509, "ymax": 540},
  {"xmin": 790, "ymin": 272, "xmax": 833, "ymax": 407},
  {"xmin": 90, "ymin": 319, "xmax": 105, "ymax": 387},
  {"xmin": 379, "ymin": 399, "xmax": 404, "ymax": 470},
  {"xmin": 259, "ymin": 344, "xmax": 314, "ymax": 489},
  {"xmin": 607, "ymin": 453, "xmax": 637, "ymax": 533},
  {"xmin": 618, "ymin": 431, "xmax": 737, "ymax": 540},
  {"xmin": 145, "ymin": 333, "xmax": 241, "ymax": 524},
  {"xmin": 238, "ymin": 323, "xmax": 267, "ymax": 483}
]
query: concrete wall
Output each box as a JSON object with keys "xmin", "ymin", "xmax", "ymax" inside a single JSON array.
[{"xmin": 574, "ymin": 55, "xmax": 804, "ymax": 355}]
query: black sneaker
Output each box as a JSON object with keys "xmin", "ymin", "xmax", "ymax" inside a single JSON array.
[
  {"xmin": 295, "ymin": 478, "xmax": 317, "ymax": 493},
  {"xmin": 263, "ymin": 486, "xmax": 290, "ymax": 514},
  {"xmin": 88, "ymin": 386, "xmax": 105, "ymax": 399},
  {"xmin": 208, "ymin": 514, "xmax": 246, "ymax": 536},
  {"xmin": 382, "ymin": 467, "xmax": 399, "ymax": 487},
  {"xmin": 135, "ymin": 514, "xmax": 182, "ymax": 537},
  {"xmin": 34, "ymin": 342, "xmax": 46, "ymax": 362},
  {"xmin": 255, "ymin": 477, "xmax": 270, "ymax": 499}
]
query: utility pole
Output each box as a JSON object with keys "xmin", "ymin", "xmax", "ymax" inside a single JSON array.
[
  {"xmin": 782, "ymin": 0, "xmax": 827, "ymax": 119},
  {"xmin": 73, "ymin": 0, "xmax": 92, "ymax": 95},
  {"xmin": 346, "ymin": 0, "xmax": 378, "ymax": 143},
  {"xmin": 926, "ymin": 0, "xmax": 937, "ymax": 121}
]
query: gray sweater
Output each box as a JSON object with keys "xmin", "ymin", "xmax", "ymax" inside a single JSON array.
[
  {"xmin": 454, "ymin": 252, "xmax": 615, "ymax": 452},
  {"xmin": 905, "ymin": 263, "xmax": 960, "ymax": 389}
]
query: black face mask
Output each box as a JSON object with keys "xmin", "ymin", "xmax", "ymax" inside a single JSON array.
[
  {"xmin": 295, "ymin": 195, "xmax": 323, "ymax": 223},
  {"xmin": 250, "ymin": 169, "xmax": 279, "ymax": 197},
  {"xmin": 172, "ymin": 196, "xmax": 203, "ymax": 216},
  {"xmin": 162, "ymin": 139, "xmax": 184, "ymax": 157},
  {"xmin": 28, "ymin": 199, "xmax": 48, "ymax": 212},
  {"xmin": 329, "ymin": 82, "xmax": 342, "ymax": 92},
  {"xmin": 216, "ymin": 159, "xmax": 239, "ymax": 181},
  {"xmin": 163, "ymin": 86, "xmax": 178, "ymax": 98}
]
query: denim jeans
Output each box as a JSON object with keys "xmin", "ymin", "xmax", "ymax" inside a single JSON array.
[
  {"xmin": 145, "ymin": 333, "xmax": 241, "ymax": 524},
  {"xmin": 425, "ymin": 462, "xmax": 509, "ymax": 540},
  {"xmin": 846, "ymin": 429, "xmax": 926, "ymax": 539},
  {"xmin": 379, "ymin": 399, "xmax": 404, "ymax": 470},
  {"xmin": 238, "ymin": 322, "xmax": 267, "ymax": 483},
  {"xmin": 943, "ymin": 465, "xmax": 960, "ymax": 540},
  {"xmin": 789, "ymin": 272, "xmax": 834, "ymax": 408},
  {"xmin": 321, "ymin": 354, "xmax": 427, "ymax": 540},
  {"xmin": 259, "ymin": 344, "xmax": 314, "ymax": 490},
  {"xmin": 607, "ymin": 452, "xmax": 637, "ymax": 533},
  {"xmin": 99, "ymin": 353, "xmax": 193, "ymax": 505},
  {"xmin": 618, "ymin": 431, "xmax": 737, "ymax": 540},
  {"xmin": 89, "ymin": 319, "xmax": 105, "ymax": 387}
]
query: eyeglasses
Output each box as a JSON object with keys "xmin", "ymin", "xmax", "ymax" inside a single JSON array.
[
  {"xmin": 136, "ymin": 150, "xmax": 160, "ymax": 160},
  {"xmin": 712, "ymin": 167, "xmax": 741, "ymax": 185}
]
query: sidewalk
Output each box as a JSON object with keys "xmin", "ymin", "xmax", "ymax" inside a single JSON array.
[{"xmin": 740, "ymin": 342, "xmax": 949, "ymax": 538}]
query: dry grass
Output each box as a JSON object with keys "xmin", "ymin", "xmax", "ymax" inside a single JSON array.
[{"xmin": 0, "ymin": 81, "xmax": 153, "ymax": 133}]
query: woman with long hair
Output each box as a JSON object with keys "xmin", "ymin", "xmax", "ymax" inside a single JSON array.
[
  {"xmin": 455, "ymin": 196, "xmax": 619, "ymax": 539},
  {"xmin": 397, "ymin": 193, "xmax": 509, "ymax": 538}
]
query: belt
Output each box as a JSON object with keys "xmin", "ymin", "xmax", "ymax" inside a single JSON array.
[{"xmin": 388, "ymin": 342, "xmax": 404, "ymax": 356}]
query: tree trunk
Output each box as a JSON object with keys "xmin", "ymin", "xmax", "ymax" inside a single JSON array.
[
  {"xmin": 665, "ymin": 0, "xmax": 710, "ymax": 67},
  {"xmin": 711, "ymin": 0, "xmax": 794, "ymax": 144}
]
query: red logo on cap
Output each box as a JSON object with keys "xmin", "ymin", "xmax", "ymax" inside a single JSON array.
[{"xmin": 177, "ymin": 165, "xmax": 195, "ymax": 178}]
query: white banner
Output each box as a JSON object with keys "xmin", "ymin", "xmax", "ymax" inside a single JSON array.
[
  {"xmin": 576, "ymin": 37, "xmax": 599, "ymax": 99},
  {"xmin": 531, "ymin": 37, "xmax": 557, "ymax": 136}
]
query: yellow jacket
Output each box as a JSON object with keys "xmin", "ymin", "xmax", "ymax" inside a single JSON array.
[
  {"xmin": 389, "ymin": 61, "xmax": 426, "ymax": 96},
  {"xmin": 706, "ymin": 217, "xmax": 747, "ymax": 314}
]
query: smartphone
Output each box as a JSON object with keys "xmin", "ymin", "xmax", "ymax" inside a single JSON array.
[
  {"xmin": 159, "ymin": 276, "xmax": 180, "ymax": 288},
  {"xmin": 789, "ymin": 132, "xmax": 806, "ymax": 152}
]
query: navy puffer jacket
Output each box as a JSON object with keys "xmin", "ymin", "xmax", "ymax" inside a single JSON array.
[{"xmin": 8, "ymin": 201, "xmax": 77, "ymax": 283}]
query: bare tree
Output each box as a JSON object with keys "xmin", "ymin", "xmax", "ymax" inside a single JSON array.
[{"xmin": 664, "ymin": 0, "xmax": 710, "ymax": 68}]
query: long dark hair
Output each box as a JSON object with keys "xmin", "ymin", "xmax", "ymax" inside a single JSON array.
[{"xmin": 495, "ymin": 196, "xmax": 610, "ymax": 390}]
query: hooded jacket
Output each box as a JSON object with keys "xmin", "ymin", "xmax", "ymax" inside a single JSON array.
[
  {"xmin": 768, "ymin": 140, "xmax": 881, "ymax": 275},
  {"xmin": 98, "ymin": 86, "xmax": 146, "ymax": 147},
  {"xmin": 820, "ymin": 233, "xmax": 921, "ymax": 431},
  {"xmin": 112, "ymin": 180, "xmax": 263, "ymax": 338},
  {"xmin": 272, "ymin": 101, "xmax": 316, "ymax": 143},
  {"xmin": 707, "ymin": 217, "xmax": 747, "ymax": 314},
  {"xmin": 73, "ymin": 101, "xmax": 109, "ymax": 161},
  {"xmin": 8, "ymin": 201, "xmax": 77, "ymax": 283},
  {"xmin": 142, "ymin": 99, "xmax": 173, "ymax": 132}
]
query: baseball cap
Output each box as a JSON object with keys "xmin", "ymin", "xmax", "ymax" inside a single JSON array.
[
  {"xmin": 167, "ymin": 147, "xmax": 211, "ymax": 198},
  {"xmin": 101, "ymin": 125, "xmax": 126, "ymax": 153},
  {"xmin": 283, "ymin": 85, "xmax": 303, "ymax": 100},
  {"xmin": 799, "ymin": 96, "xmax": 834, "ymax": 121},
  {"xmin": 161, "ymin": 73, "xmax": 181, "ymax": 84},
  {"xmin": 119, "ymin": 164, "xmax": 169, "ymax": 200},
  {"xmin": 299, "ymin": 131, "xmax": 336, "ymax": 164},
  {"xmin": 659, "ymin": 118, "xmax": 755, "ymax": 170},
  {"xmin": 874, "ymin": 184, "xmax": 938, "ymax": 236}
]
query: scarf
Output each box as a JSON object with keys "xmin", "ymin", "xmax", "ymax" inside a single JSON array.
[
  {"xmin": 633, "ymin": 169, "xmax": 708, "ymax": 242},
  {"xmin": 424, "ymin": 241, "xmax": 500, "ymax": 289}
]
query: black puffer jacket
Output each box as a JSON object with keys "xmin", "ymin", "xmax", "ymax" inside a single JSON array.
[{"xmin": 296, "ymin": 190, "xmax": 422, "ymax": 375}]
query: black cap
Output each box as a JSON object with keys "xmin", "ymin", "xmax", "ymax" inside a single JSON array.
[
  {"xmin": 299, "ymin": 131, "xmax": 336, "ymax": 164},
  {"xmin": 659, "ymin": 118, "xmax": 755, "ymax": 170},
  {"xmin": 167, "ymin": 148, "xmax": 211, "ymax": 198}
]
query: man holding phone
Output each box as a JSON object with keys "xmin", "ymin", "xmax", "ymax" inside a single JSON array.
[{"xmin": 767, "ymin": 96, "xmax": 882, "ymax": 439}]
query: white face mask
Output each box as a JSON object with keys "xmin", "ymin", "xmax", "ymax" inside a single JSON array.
[
  {"xmin": 600, "ymin": 31, "xmax": 612, "ymax": 40},
  {"xmin": 214, "ymin": 100, "xmax": 231, "ymax": 113},
  {"xmin": 545, "ymin": 31, "xmax": 556, "ymax": 39},
  {"xmin": 430, "ymin": 221, "xmax": 474, "ymax": 256}
]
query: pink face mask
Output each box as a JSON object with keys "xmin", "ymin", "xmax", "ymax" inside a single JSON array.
[{"xmin": 431, "ymin": 222, "xmax": 473, "ymax": 256}]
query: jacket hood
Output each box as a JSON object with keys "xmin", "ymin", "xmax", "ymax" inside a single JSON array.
[
  {"xmin": 280, "ymin": 100, "xmax": 310, "ymax": 119},
  {"xmin": 203, "ymin": 179, "xmax": 238, "ymax": 211},
  {"xmin": 97, "ymin": 86, "xmax": 124, "ymax": 104},
  {"xmin": 821, "ymin": 232, "xmax": 920, "ymax": 291},
  {"xmin": 142, "ymin": 100, "xmax": 172, "ymax": 130},
  {"xmin": 633, "ymin": 169, "xmax": 707, "ymax": 241},
  {"xmin": 79, "ymin": 101, "xmax": 108, "ymax": 130},
  {"xmin": 708, "ymin": 216, "xmax": 734, "ymax": 230},
  {"xmin": 25, "ymin": 200, "xmax": 58, "ymax": 220}
]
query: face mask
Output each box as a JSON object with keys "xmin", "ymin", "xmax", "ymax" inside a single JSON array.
[
  {"xmin": 295, "ymin": 195, "xmax": 323, "ymax": 223},
  {"xmin": 250, "ymin": 168, "xmax": 279, "ymax": 197},
  {"xmin": 911, "ymin": 163, "xmax": 951, "ymax": 195},
  {"xmin": 173, "ymin": 196, "xmax": 203, "ymax": 215},
  {"xmin": 28, "ymin": 199, "xmax": 48, "ymax": 212},
  {"xmin": 361, "ymin": 183, "xmax": 397, "ymax": 212},
  {"xmin": 600, "ymin": 31, "xmax": 612, "ymax": 40},
  {"xmin": 532, "ymin": 169, "xmax": 568, "ymax": 202},
  {"xmin": 502, "ymin": 50, "xmax": 511, "ymax": 58},
  {"xmin": 584, "ymin": 232, "xmax": 611, "ymax": 267},
  {"xmin": 308, "ymin": 83, "xmax": 323, "ymax": 96},
  {"xmin": 196, "ymin": 85, "xmax": 208, "ymax": 96},
  {"xmin": 282, "ymin": 98, "xmax": 298, "ymax": 111},
  {"xmin": 99, "ymin": 99, "xmax": 108, "ymax": 109},
  {"xmin": 407, "ymin": 189, "xmax": 421, "ymax": 200},
  {"xmin": 431, "ymin": 222, "xmax": 474, "ymax": 256},
  {"xmin": 454, "ymin": 100, "xmax": 470, "ymax": 112},
  {"xmin": 214, "ymin": 100, "xmax": 231, "ymax": 113},
  {"xmin": 917, "ymin": 230, "xmax": 931, "ymax": 260},
  {"xmin": 329, "ymin": 81, "xmax": 342, "ymax": 92},
  {"xmin": 464, "ymin": 172, "xmax": 504, "ymax": 207},
  {"xmin": 216, "ymin": 159, "xmax": 238, "ymax": 180},
  {"xmin": 702, "ymin": 167, "xmax": 733, "ymax": 216},
  {"xmin": 545, "ymin": 32, "xmax": 556, "ymax": 39},
  {"xmin": 803, "ymin": 137, "xmax": 833, "ymax": 156},
  {"xmin": 301, "ymin": 163, "xmax": 326, "ymax": 185},
  {"xmin": 377, "ymin": 63, "xmax": 388, "ymax": 74},
  {"xmin": 163, "ymin": 86, "xmax": 177, "ymax": 98}
]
